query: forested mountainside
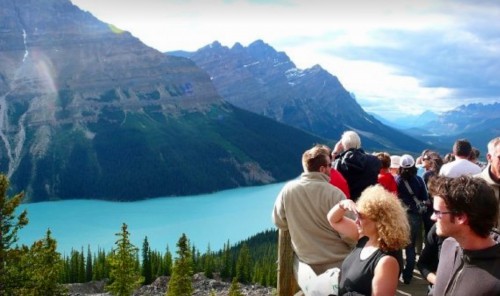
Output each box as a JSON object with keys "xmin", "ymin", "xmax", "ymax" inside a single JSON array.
[
  {"xmin": 0, "ymin": 0, "xmax": 324, "ymax": 202},
  {"xmin": 171, "ymin": 40, "xmax": 430, "ymax": 154}
]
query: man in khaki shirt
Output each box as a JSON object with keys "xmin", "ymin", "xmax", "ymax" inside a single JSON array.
[{"xmin": 272, "ymin": 145, "xmax": 354, "ymax": 291}]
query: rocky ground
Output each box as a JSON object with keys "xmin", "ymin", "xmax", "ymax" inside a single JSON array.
[{"xmin": 65, "ymin": 273, "xmax": 275, "ymax": 296}]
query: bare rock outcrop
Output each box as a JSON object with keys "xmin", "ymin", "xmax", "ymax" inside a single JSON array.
[{"xmin": 66, "ymin": 273, "xmax": 275, "ymax": 296}]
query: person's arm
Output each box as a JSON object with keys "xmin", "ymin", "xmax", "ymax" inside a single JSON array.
[
  {"xmin": 327, "ymin": 199, "xmax": 358, "ymax": 242},
  {"xmin": 331, "ymin": 140, "xmax": 344, "ymax": 159},
  {"xmin": 417, "ymin": 243, "xmax": 438, "ymax": 284},
  {"xmin": 372, "ymin": 256, "xmax": 400, "ymax": 296},
  {"xmin": 272, "ymin": 191, "xmax": 288, "ymax": 230},
  {"xmin": 417, "ymin": 226, "xmax": 439, "ymax": 284}
]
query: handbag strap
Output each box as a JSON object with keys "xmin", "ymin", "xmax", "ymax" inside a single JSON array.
[{"xmin": 403, "ymin": 180, "xmax": 421, "ymax": 205}]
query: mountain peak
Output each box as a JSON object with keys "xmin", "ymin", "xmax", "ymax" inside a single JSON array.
[
  {"xmin": 231, "ymin": 42, "xmax": 244, "ymax": 51},
  {"xmin": 186, "ymin": 40, "xmax": 429, "ymax": 153},
  {"xmin": 443, "ymin": 102, "xmax": 499, "ymax": 118},
  {"xmin": 1, "ymin": 0, "xmax": 329, "ymax": 202},
  {"xmin": 247, "ymin": 39, "xmax": 281, "ymax": 56},
  {"xmin": 208, "ymin": 40, "xmax": 224, "ymax": 49},
  {"xmin": 248, "ymin": 39, "xmax": 268, "ymax": 47}
]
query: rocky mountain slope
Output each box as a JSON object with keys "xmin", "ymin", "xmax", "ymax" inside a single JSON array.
[
  {"xmin": 0, "ymin": 0, "xmax": 323, "ymax": 202},
  {"xmin": 171, "ymin": 40, "xmax": 430, "ymax": 153},
  {"xmin": 402, "ymin": 102, "xmax": 500, "ymax": 154}
]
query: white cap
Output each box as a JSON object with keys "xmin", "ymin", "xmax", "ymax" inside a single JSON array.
[
  {"xmin": 400, "ymin": 154, "xmax": 416, "ymax": 168},
  {"xmin": 390, "ymin": 155, "xmax": 401, "ymax": 169}
]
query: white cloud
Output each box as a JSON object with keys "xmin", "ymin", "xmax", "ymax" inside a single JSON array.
[{"xmin": 71, "ymin": 0, "xmax": 500, "ymax": 120}]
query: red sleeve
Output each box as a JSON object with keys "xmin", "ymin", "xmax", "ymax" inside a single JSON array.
[
  {"xmin": 330, "ymin": 169, "xmax": 351, "ymax": 199},
  {"xmin": 378, "ymin": 173, "xmax": 398, "ymax": 195}
]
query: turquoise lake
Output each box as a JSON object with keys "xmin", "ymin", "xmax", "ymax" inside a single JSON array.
[{"xmin": 17, "ymin": 181, "xmax": 288, "ymax": 255}]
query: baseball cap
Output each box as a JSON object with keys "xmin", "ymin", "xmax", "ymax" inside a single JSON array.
[
  {"xmin": 400, "ymin": 154, "xmax": 415, "ymax": 168},
  {"xmin": 390, "ymin": 155, "xmax": 401, "ymax": 169}
]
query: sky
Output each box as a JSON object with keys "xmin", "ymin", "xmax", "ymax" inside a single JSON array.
[{"xmin": 71, "ymin": 0, "xmax": 500, "ymax": 120}]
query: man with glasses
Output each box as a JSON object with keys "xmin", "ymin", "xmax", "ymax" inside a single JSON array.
[
  {"xmin": 428, "ymin": 176, "xmax": 500, "ymax": 296},
  {"xmin": 475, "ymin": 136, "xmax": 500, "ymax": 227},
  {"xmin": 272, "ymin": 144, "xmax": 355, "ymax": 293}
]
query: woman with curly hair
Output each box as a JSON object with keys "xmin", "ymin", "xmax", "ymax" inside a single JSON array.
[{"xmin": 327, "ymin": 185, "xmax": 410, "ymax": 296}]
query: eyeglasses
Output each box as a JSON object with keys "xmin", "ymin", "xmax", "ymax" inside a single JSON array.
[{"xmin": 432, "ymin": 209, "xmax": 455, "ymax": 219}]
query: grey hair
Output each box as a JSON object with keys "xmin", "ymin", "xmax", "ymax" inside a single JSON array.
[
  {"xmin": 341, "ymin": 131, "xmax": 361, "ymax": 150},
  {"xmin": 487, "ymin": 137, "xmax": 500, "ymax": 156}
]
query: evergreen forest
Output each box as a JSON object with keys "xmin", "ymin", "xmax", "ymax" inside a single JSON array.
[{"xmin": 0, "ymin": 173, "xmax": 278, "ymax": 295}]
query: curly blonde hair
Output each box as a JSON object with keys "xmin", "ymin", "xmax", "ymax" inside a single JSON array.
[{"xmin": 357, "ymin": 185, "xmax": 410, "ymax": 252}]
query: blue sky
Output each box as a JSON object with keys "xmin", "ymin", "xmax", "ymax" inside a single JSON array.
[{"xmin": 71, "ymin": 0, "xmax": 500, "ymax": 120}]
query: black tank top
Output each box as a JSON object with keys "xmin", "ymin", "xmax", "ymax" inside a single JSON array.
[{"xmin": 339, "ymin": 236, "xmax": 403, "ymax": 295}]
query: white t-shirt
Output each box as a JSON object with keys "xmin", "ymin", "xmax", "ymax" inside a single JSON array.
[{"xmin": 439, "ymin": 158, "xmax": 482, "ymax": 178}]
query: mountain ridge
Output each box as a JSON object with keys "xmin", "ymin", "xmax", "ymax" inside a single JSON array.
[
  {"xmin": 169, "ymin": 40, "xmax": 431, "ymax": 154},
  {"xmin": 373, "ymin": 110, "xmax": 440, "ymax": 129},
  {"xmin": 400, "ymin": 102, "xmax": 500, "ymax": 156},
  {"xmin": 0, "ymin": 0, "xmax": 325, "ymax": 202}
]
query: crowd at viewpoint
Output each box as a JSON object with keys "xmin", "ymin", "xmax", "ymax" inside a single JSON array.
[{"xmin": 272, "ymin": 131, "xmax": 500, "ymax": 296}]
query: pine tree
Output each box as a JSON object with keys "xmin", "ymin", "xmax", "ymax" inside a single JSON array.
[
  {"xmin": 25, "ymin": 229, "xmax": 66, "ymax": 295},
  {"xmin": 150, "ymin": 250, "xmax": 159, "ymax": 278},
  {"xmin": 236, "ymin": 243, "xmax": 252, "ymax": 284},
  {"xmin": 135, "ymin": 252, "xmax": 141, "ymax": 278},
  {"xmin": 195, "ymin": 248, "xmax": 202, "ymax": 272},
  {"xmin": 253, "ymin": 261, "xmax": 263, "ymax": 285},
  {"xmin": 93, "ymin": 248, "xmax": 109, "ymax": 280},
  {"xmin": 78, "ymin": 247, "xmax": 86, "ymax": 283},
  {"xmin": 0, "ymin": 174, "xmax": 28, "ymax": 294},
  {"xmin": 220, "ymin": 240, "xmax": 232, "ymax": 280},
  {"xmin": 203, "ymin": 243, "xmax": 214, "ymax": 278},
  {"xmin": 3, "ymin": 245, "xmax": 30, "ymax": 294},
  {"xmin": 164, "ymin": 246, "xmax": 173, "ymax": 276},
  {"xmin": 142, "ymin": 236, "xmax": 153, "ymax": 285},
  {"xmin": 106, "ymin": 223, "xmax": 143, "ymax": 296},
  {"xmin": 191, "ymin": 245, "xmax": 198, "ymax": 272},
  {"xmin": 228, "ymin": 277, "xmax": 243, "ymax": 296},
  {"xmin": 166, "ymin": 233, "xmax": 193, "ymax": 296},
  {"xmin": 86, "ymin": 245, "xmax": 93, "ymax": 282},
  {"xmin": 62, "ymin": 255, "xmax": 70, "ymax": 283},
  {"xmin": 69, "ymin": 249, "xmax": 80, "ymax": 283}
]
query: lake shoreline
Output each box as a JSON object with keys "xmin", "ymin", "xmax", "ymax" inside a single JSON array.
[{"xmin": 17, "ymin": 181, "xmax": 287, "ymax": 254}]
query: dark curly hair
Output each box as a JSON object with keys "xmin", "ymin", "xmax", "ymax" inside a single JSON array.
[{"xmin": 428, "ymin": 176, "xmax": 498, "ymax": 237}]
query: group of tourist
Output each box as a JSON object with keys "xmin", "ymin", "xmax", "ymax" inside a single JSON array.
[{"xmin": 272, "ymin": 131, "xmax": 500, "ymax": 296}]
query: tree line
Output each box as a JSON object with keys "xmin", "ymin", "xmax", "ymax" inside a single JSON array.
[{"xmin": 0, "ymin": 173, "xmax": 278, "ymax": 295}]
